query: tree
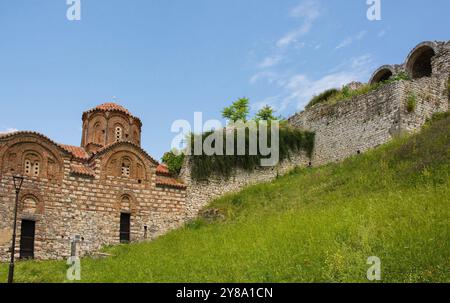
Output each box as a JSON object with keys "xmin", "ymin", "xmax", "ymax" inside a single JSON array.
[
  {"xmin": 255, "ymin": 105, "xmax": 278, "ymax": 121},
  {"xmin": 221, "ymin": 97, "xmax": 250, "ymax": 122},
  {"xmin": 161, "ymin": 150, "xmax": 185, "ymax": 175}
]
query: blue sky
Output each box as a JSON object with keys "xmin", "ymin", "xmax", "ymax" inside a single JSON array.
[{"xmin": 0, "ymin": 0, "xmax": 449, "ymax": 159}]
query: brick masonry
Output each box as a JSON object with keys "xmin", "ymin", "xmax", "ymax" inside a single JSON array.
[{"xmin": 0, "ymin": 104, "xmax": 187, "ymax": 261}]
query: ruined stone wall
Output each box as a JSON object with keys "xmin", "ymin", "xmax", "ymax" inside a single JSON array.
[
  {"xmin": 0, "ymin": 156, "xmax": 186, "ymax": 261},
  {"xmin": 288, "ymin": 81, "xmax": 406, "ymax": 166},
  {"xmin": 400, "ymin": 76, "xmax": 449, "ymax": 132},
  {"xmin": 288, "ymin": 40, "xmax": 450, "ymax": 166},
  {"xmin": 180, "ymin": 152, "xmax": 310, "ymax": 219}
]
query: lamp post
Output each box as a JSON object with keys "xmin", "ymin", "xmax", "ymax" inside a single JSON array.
[{"xmin": 8, "ymin": 175, "xmax": 24, "ymax": 284}]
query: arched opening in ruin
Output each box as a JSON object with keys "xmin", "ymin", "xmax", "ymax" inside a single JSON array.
[
  {"xmin": 406, "ymin": 45, "xmax": 436, "ymax": 79},
  {"xmin": 370, "ymin": 68, "xmax": 393, "ymax": 84}
]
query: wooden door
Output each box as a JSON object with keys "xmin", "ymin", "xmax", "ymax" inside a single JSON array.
[
  {"xmin": 120, "ymin": 213, "xmax": 131, "ymax": 243},
  {"xmin": 20, "ymin": 220, "xmax": 35, "ymax": 259}
]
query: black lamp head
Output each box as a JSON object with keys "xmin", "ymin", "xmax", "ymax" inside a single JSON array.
[{"xmin": 13, "ymin": 175, "xmax": 24, "ymax": 191}]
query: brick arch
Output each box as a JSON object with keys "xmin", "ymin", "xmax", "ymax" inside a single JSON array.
[
  {"xmin": 114, "ymin": 192, "xmax": 137, "ymax": 213},
  {"xmin": 106, "ymin": 113, "xmax": 140, "ymax": 146},
  {"xmin": 102, "ymin": 149, "xmax": 149, "ymax": 181},
  {"xmin": 405, "ymin": 41, "xmax": 437, "ymax": 79},
  {"xmin": 0, "ymin": 135, "xmax": 64, "ymax": 182},
  {"xmin": 85, "ymin": 112, "xmax": 107, "ymax": 147},
  {"xmin": 19, "ymin": 192, "xmax": 45, "ymax": 215}
]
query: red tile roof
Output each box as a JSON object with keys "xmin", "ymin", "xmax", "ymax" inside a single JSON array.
[
  {"xmin": 156, "ymin": 164, "xmax": 170, "ymax": 175},
  {"xmin": 60, "ymin": 144, "xmax": 90, "ymax": 160},
  {"xmin": 82, "ymin": 102, "xmax": 142, "ymax": 126},
  {"xmin": 91, "ymin": 140, "xmax": 159, "ymax": 165},
  {"xmin": 156, "ymin": 176, "xmax": 186, "ymax": 189},
  {"xmin": 94, "ymin": 102, "xmax": 131, "ymax": 115},
  {"xmin": 70, "ymin": 163, "xmax": 95, "ymax": 177},
  {"xmin": 0, "ymin": 131, "xmax": 90, "ymax": 160}
]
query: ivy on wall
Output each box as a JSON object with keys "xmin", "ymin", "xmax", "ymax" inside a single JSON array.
[{"xmin": 188, "ymin": 126, "xmax": 315, "ymax": 181}]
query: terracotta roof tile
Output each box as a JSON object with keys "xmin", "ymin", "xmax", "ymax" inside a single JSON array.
[
  {"xmin": 156, "ymin": 164, "xmax": 170, "ymax": 175},
  {"xmin": 91, "ymin": 140, "xmax": 159, "ymax": 165},
  {"xmin": 83, "ymin": 102, "xmax": 142, "ymax": 125},
  {"xmin": 94, "ymin": 102, "xmax": 131, "ymax": 115},
  {"xmin": 70, "ymin": 163, "xmax": 95, "ymax": 177},
  {"xmin": 60, "ymin": 145, "xmax": 90, "ymax": 160},
  {"xmin": 156, "ymin": 176, "xmax": 186, "ymax": 189}
]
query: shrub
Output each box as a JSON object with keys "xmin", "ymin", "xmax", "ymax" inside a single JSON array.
[
  {"xmin": 388, "ymin": 72, "xmax": 410, "ymax": 82},
  {"xmin": 407, "ymin": 93, "xmax": 417, "ymax": 113},
  {"xmin": 188, "ymin": 126, "xmax": 315, "ymax": 181},
  {"xmin": 161, "ymin": 150, "xmax": 185, "ymax": 175},
  {"xmin": 306, "ymin": 89, "xmax": 339, "ymax": 108},
  {"xmin": 305, "ymin": 72, "xmax": 410, "ymax": 108}
]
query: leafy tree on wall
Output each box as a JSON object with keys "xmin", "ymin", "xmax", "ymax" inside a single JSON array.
[
  {"xmin": 161, "ymin": 150, "xmax": 185, "ymax": 175},
  {"xmin": 221, "ymin": 97, "xmax": 250, "ymax": 122},
  {"xmin": 254, "ymin": 105, "xmax": 280, "ymax": 122}
]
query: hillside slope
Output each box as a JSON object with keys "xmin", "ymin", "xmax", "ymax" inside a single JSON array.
[{"xmin": 1, "ymin": 113, "xmax": 449, "ymax": 283}]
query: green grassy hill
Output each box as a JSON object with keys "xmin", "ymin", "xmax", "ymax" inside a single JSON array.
[{"xmin": 1, "ymin": 113, "xmax": 449, "ymax": 283}]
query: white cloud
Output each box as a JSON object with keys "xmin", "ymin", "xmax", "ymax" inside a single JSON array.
[
  {"xmin": 252, "ymin": 54, "xmax": 376, "ymax": 112},
  {"xmin": 250, "ymin": 71, "xmax": 279, "ymax": 84},
  {"xmin": 290, "ymin": 0, "xmax": 321, "ymax": 20},
  {"xmin": 276, "ymin": 0, "xmax": 321, "ymax": 48},
  {"xmin": 0, "ymin": 128, "xmax": 18, "ymax": 135},
  {"xmin": 335, "ymin": 30, "xmax": 367, "ymax": 50},
  {"xmin": 258, "ymin": 55, "xmax": 282, "ymax": 68}
]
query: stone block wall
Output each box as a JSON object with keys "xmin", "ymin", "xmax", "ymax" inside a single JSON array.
[
  {"xmin": 180, "ymin": 152, "xmax": 310, "ymax": 219},
  {"xmin": 288, "ymin": 40, "xmax": 450, "ymax": 166}
]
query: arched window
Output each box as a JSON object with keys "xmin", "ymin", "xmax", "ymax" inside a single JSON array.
[
  {"xmin": 24, "ymin": 160, "xmax": 32, "ymax": 175},
  {"xmin": 33, "ymin": 162, "xmax": 40, "ymax": 176},
  {"xmin": 24, "ymin": 154, "xmax": 41, "ymax": 177},
  {"xmin": 94, "ymin": 122, "xmax": 103, "ymax": 144},
  {"xmin": 115, "ymin": 126, "xmax": 123, "ymax": 142},
  {"xmin": 121, "ymin": 158, "xmax": 131, "ymax": 177}
]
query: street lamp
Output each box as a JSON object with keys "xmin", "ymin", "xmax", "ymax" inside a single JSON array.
[{"xmin": 8, "ymin": 175, "xmax": 24, "ymax": 284}]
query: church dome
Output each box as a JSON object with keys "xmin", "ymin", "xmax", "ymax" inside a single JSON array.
[{"xmin": 81, "ymin": 102, "xmax": 142, "ymax": 152}]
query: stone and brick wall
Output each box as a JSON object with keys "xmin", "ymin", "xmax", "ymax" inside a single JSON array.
[
  {"xmin": 180, "ymin": 152, "xmax": 310, "ymax": 219},
  {"xmin": 0, "ymin": 106, "xmax": 187, "ymax": 261},
  {"xmin": 288, "ymin": 40, "xmax": 450, "ymax": 166}
]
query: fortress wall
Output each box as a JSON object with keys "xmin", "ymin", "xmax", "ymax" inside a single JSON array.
[
  {"xmin": 288, "ymin": 81, "xmax": 406, "ymax": 166},
  {"xmin": 180, "ymin": 152, "xmax": 310, "ymax": 219},
  {"xmin": 400, "ymin": 75, "xmax": 449, "ymax": 133}
]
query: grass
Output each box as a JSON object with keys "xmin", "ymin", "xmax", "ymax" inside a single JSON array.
[
  {"xmin": 306, "ymin": 73, "xmax": 410, "ymax": 109},
  {"xmin": 407, "ymin": 93, "xmax": 417, "ymax": 113},
  {"xmin": 1, "ymin": 113, "xmax": 449, "ymax": 283}
]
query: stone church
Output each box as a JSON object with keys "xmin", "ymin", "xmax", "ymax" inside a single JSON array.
[{"xmin": 0, "ymin": 103, "xmax": 187, "ymax": 260}]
